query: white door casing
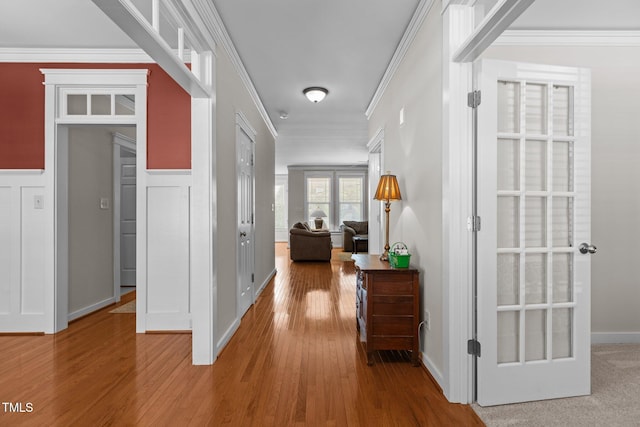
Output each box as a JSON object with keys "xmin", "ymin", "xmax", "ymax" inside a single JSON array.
[
  {"xmin": 237, "ymin": 112, "xmax": 256, "ymax": 318},
  {"xmin": 367, "ymin": 128, "xmax": 384, "ymax": 255},
  {"xmin": 475, "ymin": 59, "xmax": 592, "ymax": 406},
  {"xmin": 40, "ymin": 69, "xmax": 148, "ymax": 333}
]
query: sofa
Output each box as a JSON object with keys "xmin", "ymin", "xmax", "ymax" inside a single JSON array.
[
  {"xmin": 289, "ymin": 222, "xmax": 332, "ymax": 261},
  {"xmin": 342, "ymin": 220, "xmax": 368, "ymax": 253}
]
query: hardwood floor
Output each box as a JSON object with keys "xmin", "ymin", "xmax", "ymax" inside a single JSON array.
[{"xmin": 0, "ymin": 243, "xmax": 483, "ymax": 426}]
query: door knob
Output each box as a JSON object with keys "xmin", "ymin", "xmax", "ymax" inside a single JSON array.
[
  {"xmin": 579, "ymin": 243, "xmax": 597, "ymax": 254},
  {"xmin": 240, "ymin": 231, "xmax": 247, "ymax": 237}
]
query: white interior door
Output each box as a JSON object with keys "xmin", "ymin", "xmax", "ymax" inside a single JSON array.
[
  {"xmin": 476, "ymin": 59, "xmax": 592, "ymax": 406},
  {"xmin": 120, "ymin": 152, "xmax": 136, "ymax": 287},
  {"xmin": 237, "ymin": 125, "xmax": 255, "ymax": 317}
]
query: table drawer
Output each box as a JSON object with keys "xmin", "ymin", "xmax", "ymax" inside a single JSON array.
[{"xmin": 372, "ymin": 316, "xmax": 414, "ymax": 336}]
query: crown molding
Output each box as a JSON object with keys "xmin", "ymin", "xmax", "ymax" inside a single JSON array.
[
  {"xmin": 190, "ymin": 0, "xmax": 277, "ymax": 138},
  {"xmin": 494, "ymin": 30, "xmax": 640, "ymax": 47},
  {"xmin": 0, "ymin": 48, "xmax": 163, "ymax": 63},
  {"xmin": 365, "ymin": 0, "xmax": 436, "ymax": 119}
]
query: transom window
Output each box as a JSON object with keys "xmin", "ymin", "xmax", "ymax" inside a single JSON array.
[{"xmin": 60, "ymin": 89, "xmax": 136, "ymax": 118}]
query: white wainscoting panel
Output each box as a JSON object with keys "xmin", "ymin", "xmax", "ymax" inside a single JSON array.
[
  {"xmin": 144, "ymin": 175, "xmax": 191, "ymax": 331},
  {"xmin": 0, "ymin": 186, "xmax": 12, "ymax": 315},
  {"xmin": 21, "ymin": 186, "xmax": 46, "ymax": 314},
  {"xmin": 0, "ymin": 172, "xmax": 48, "ymax": 331}
]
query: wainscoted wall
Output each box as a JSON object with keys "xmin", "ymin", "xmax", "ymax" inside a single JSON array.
[
  {"xmin": 143, "ymin": 172, "xmax": 192, "ymax": 331},
  {"xmin": 0, "ymin": 171, "xmax": 47, "ymax": 331}
]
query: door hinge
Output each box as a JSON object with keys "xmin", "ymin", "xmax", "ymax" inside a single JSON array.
[
  {"xmin": 468, "ymin": 339, "xmax": 481, "ymax": 357},
  {"xmin": 467, "ymin": 215, "xmax": 481, "ymax": 232},
  {"xmin": 467, "ymin": 90, "xmax": 481, "ymax": 108},
  {"xmin": 251, "ymin": 273, "xmax": 255, "ymax": 283}
]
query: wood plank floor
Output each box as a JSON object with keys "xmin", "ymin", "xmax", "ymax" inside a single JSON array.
[{"xmin": 0, "ymin": 243, "xmax": 483, "ymax": 426}]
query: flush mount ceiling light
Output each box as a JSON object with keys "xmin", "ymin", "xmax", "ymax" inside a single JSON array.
[{"xmin": 303, "ymin": 87, "xmax": 328, "ymax": 103}]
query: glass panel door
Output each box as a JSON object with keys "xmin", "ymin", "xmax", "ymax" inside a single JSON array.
[{"xmin": 476, "ymin": 60, "xmax": 591, "ymax": 406}]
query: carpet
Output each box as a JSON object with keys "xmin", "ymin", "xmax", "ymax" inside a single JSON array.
[
  {"xmin": 473, "ymin": 344, "xmax": 640, "ymax": 426},
  {"xmin": 109, "ymin": 300, "xmax": 136, "ymax": 313}
]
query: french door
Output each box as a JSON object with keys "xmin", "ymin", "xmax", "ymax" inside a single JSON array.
[{"xmin": 475, "ymin": 60, "xmax": 593, "ymax": 406}]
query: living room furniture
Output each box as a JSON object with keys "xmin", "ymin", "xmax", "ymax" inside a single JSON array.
[
  {"xmin": 342, "ymin": 220, "xmax": 368, "ymax": 253},
  {"xmin": 289, "ymin": 222, "xmax": 332, "ymax": 261},
  {"xmin": 352, "ymin": 235, "xmax": 368, "ymax": 254},
  {"xmin": 353, "ymin": 254, "xmax": 419, "ymax": 366},
  {"xmin": 373, "ymin": 172, "xmax": 402, "ymax": 260}
]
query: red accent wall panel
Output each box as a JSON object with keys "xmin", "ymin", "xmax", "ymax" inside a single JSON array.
[
  {"xmin": 0, "ymin": 63, "xmax": 191, "ymax": 169},
  {"xmin": 0, "ymin": 64, "xmax": 45, "ymax": 169}
]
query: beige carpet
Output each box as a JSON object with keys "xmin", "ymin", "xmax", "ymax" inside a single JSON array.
[
  {"xmin": 109, "ymin": 300, "xmax": 136, "ymax": 313},
  {"xmin": 473, "ymin": 344, "xmax": 640, "ymax": 426}
]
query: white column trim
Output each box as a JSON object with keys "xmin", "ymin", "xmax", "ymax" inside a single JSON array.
[
  {"xmin": 452, "ymin": 0, "xmax": 535, "ymax": 63},
  {"xmin": 442, "ymin": 4, "xmax": 475, "ymax": 404}
]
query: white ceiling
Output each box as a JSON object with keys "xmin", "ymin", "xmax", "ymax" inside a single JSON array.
[{"xmin": 1, "ymin": 1, "xmax": 638, "ymax": 174}]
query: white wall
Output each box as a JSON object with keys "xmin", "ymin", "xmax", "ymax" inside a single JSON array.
[
  {"xmin": 216, "ymin": 43, "xmax": 276, "ymax": 350},
  {"xmin": 367, "ymin": 5, "xmax": 444, "ymax": 374},
  {"xmin": 483, "ymin": 44, "xmax": 640, "ymax": 341},
  {"xmin": 68, "ymin": 127, "xmax": 114, "ymax": 318}
]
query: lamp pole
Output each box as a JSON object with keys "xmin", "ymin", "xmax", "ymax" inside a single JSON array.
[{"xmin": 381, "ymin": 200, "xmax": 391, "ymax": 261}]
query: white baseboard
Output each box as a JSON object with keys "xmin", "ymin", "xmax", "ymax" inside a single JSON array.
[
  {"xmin": 68, "ymin": 296, "xmax": 116, "ymax": 321},
  {"xmin": 216, "ymin": 318, "xmax": 241, "ymax": 355},
  {"xmin": 421, "ymin": 352, "xmax": 445, "ymax": 391},
  {"xmin": 591, "ymin": 332, "xmax": 640, "ymax": 344},
  {"xmin": 256, "ymin": 268, "xmax": 276, "ymax": 298}
]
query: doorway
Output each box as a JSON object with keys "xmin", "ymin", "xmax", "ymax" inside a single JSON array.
[
  {"xmin": 41, "ymin": 68, "xmax": 148, "ymax": 333},
  {"xmin": 62, "ymin": 125, "xmax": 137, "ymax": 321}
]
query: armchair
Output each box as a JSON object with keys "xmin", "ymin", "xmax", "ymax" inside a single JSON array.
[
  {"xmin": 289, "ymin": 222, "xmax": 332, "ymax": 261},
  {"xmin": 342, "ymin": 220, "xmax": 368, "ymax": 253}
]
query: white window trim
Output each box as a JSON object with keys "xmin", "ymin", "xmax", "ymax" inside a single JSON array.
[{"xmin": 303, "ymin": 170, "xmax": 367, "ymax": 231}]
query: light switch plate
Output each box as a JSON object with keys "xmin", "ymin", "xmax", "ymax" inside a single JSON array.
[
  {"xmin": 100, "ymin": 197, "xmax": 110, "ymax": 210},
  {"xmin": 34, "ymin": 195, "xmax": 44, "ymax": 209}
]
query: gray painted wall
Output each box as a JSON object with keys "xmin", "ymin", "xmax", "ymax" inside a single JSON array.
[
  {"xmin": 216, "ymin": 45, "xmax": 276, "ymax": 341},
  {"xmin": 368, "ymin": 6, "xmax": 444, "ymax": 372},
  {"xmin": 68, "ymin": 126, "xmax": 114, "ymax": 314}
]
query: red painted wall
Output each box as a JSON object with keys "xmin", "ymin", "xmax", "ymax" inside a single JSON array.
[{"xmin": 0, "ymin": 63, "xmax": 190, "ymax": 169}]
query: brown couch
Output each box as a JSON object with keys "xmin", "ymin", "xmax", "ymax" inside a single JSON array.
[
  {"xmin": 342, "ymin": 221, "xmax": 368, "ymax": 253},
  {"xmin": 289, "ymin": 222, "xmax": 332, "ymax": 261}
]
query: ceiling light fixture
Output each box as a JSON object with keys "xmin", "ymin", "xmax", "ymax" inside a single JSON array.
[{"xmin": 303, "ymin": 87, "xmax": 328, "ymax": 103}]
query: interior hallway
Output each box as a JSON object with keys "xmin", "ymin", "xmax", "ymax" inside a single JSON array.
[{"xmin": 0, "ymin": 243, "xmax": 482, "ymax": 426}]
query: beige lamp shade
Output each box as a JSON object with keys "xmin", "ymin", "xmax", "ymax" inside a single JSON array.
[{"xmin": 374, "ymin": 173, "xmax": 402, "ymax": 201}]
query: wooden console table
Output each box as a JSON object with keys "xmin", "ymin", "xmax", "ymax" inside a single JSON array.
[{"xmin": 352, "ymin": 254, "xmax": 420, "ymax": 366}]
